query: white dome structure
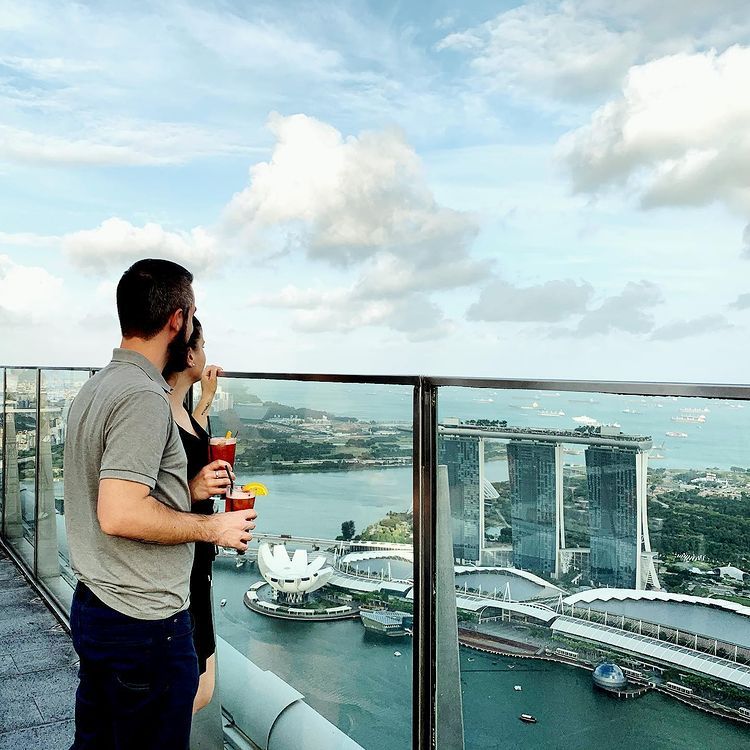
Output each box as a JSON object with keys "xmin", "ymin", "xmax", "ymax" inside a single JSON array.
[{"xmin": 257, "ymin": 543, "xmax": 334, "ymax": 604}]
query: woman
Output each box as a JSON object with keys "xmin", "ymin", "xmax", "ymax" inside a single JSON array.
[{"xmin": 164, "ymin": 317, "xmax": 231, "ymax": 713}]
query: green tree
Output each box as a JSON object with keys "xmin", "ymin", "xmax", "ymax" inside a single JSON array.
[{"xmin": 341, "ymin": 520, "xmax": 356, "ymax": 541}]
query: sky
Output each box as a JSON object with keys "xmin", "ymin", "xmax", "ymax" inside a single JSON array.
[{"xmin": 1, "ymin": 0, "xmax": 749, "ymax": 384}]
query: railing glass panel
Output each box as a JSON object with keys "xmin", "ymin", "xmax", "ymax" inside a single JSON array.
[
  {"xmin": 436, "ymin": 385, "xmax": 750, "ymax": 749},
  {"xmin": 3, "ymin": 368, "xmax": 38, "ymax": 569},
  {"xmin": 202, "ymin": 376, "xmax": 415, "ymax": 750},
  {"xmin": 1, "ymin": 369, "xmax": 5, "ymax": 530},
  {"xmin": 36, "ymin": 369, "xmax": 91, "ymax": 610}
]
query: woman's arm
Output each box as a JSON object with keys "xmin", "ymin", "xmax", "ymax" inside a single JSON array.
[{"xmin": 193, "ymin": 365, "xmax": 223, "ymax": 430}]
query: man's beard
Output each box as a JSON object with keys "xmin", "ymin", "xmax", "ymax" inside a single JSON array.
[{"xmin": 164, "ymin": 315, "xmax": 191, "ymax": 376}]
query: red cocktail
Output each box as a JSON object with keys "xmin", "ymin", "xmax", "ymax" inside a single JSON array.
[
  {"xmin": 209, "ymin": 437, "xmax": 236, "ymax": 466},
  {"xmin": 225, "ymin": 489, "xmax": 255, "ymax": 512}
]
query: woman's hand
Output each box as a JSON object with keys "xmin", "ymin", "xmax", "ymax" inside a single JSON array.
[
  {"xmin": 189, "ymin": 460, "xmax": 235, "ymax": 501},
  {"xmin": 200, "ymin": 365, "xmax": 224, "ymax": 402}
]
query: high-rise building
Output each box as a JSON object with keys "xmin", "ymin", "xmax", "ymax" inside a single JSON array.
[
  {"xmin": 439, "ymin": 423, "xmax": 659, "ymax": 590},
  {"xmin": 507, "ymin": 441, "xmax": 564, "ymax": 577},
  {"xmin": 439, "ymin": 435, "xmax": 484, "ymax": 563},
  {"xmin": 586, "ymin": 446, "xmax": 641, "ymax": 588}
]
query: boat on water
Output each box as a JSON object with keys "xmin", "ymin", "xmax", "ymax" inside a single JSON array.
[
  {"xmin": 573, "ymin": 415, "xmax": 598, "ymax": 425},
  {"xmin": 666, "ymin": 431, "xmax": 688, "ymax": 438},
  {"xmin": 680, "ymin": 407, "xmax": 709, "ymax": 414},
  {"xmin": 538, "ymin": 409, "xmax": 565, "ymax": 417},
  {"xmin": 361, "ymin": 610, "xmax": 413, "ymax": 637},
  {"xmin": 519, "ymin": 714, "xmax": 537, "ymax": 723},
  {"xmin": 520, "ymin": 401, "xmax": 540, "ymax": 410},
  {"xmin": 514, "ymin": 685, "xmax": 522, "ymax": 691},
  {"xmin": 672, "ymin": 415, "xmax": 706, "ymax": 423}
]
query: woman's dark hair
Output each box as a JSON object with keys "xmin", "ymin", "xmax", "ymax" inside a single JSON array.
[
  {"xmin": 116, "ymin": 258, "xmax": 194, "ymax": 339},
  {"xmin": 163, "ymin": 317, "xmax": 202, "ymax": 380},
  {"xmin": 187, "ymin": 316, "xmax": 202, "ymax": 350}
]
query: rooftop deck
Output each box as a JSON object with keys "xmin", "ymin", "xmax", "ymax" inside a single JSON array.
[{"xmin": 0, "ymin": 544, "xmax": 76, "ymax": 749}]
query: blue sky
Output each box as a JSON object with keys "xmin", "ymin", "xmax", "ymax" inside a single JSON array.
[{"xmin": 1, "ymin": 0, "xmax": 749, "ymax": 383}]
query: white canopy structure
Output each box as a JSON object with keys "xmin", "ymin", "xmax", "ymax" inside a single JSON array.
[{"xmin": 258, "ymin": 543, "xmax": 334, "ymax": 603}]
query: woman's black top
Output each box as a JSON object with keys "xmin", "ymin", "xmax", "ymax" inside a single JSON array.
[
  {"xmin": 177, "ymin": 413, "xmax": 216, "ymax": 568},
  {"xmin": 177, "ymin": 411, "xmax": 216, "ymax": 674}
]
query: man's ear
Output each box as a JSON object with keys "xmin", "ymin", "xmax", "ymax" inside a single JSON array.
[{"xmin": 168, "ymin": 308, "xmax": 184, "ymax": 338}]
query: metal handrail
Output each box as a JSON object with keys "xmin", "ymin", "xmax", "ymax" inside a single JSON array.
[{"xmin": 2, "ymin": 365, "xmax": 748, "ymax": 399}]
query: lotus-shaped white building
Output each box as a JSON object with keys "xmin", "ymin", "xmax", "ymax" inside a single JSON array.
[{"xmin": 257, "ymin": 542, "xmax": 334, "ymax": 604}]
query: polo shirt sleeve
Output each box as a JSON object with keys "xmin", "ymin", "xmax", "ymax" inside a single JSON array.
[{"xmin": 100, "ymin": 391, "xmax": 172, "ymax": 489}]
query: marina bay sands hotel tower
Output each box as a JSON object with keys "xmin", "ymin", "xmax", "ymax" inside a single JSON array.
[{"xmin": 439, "ymin": 424, "xmax": 661, "ymax": 591}]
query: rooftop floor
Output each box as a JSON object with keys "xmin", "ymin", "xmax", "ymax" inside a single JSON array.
[{"xmin": 0, "ymin": 545, "xmax": 76, "ymax": 749}]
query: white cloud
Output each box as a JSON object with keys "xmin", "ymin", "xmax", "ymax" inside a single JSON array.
[
  {"xmin": 437, "ymin": 1, "xmax": 750, "ymax": 104},
  {"xmin": 355, "ymin": 253, "xmax": 490, "ymax": 299},
  {"xmin": 222, "ymin": 112, "xmax": 485, "ymax": 338},
  {"xmin": 560, "ymin": 46, "xmax": 750, "ymax": 217},
  {"xmin": 438, "ymin": 3, "xmax": 638, "ymax": 100},
  {"xmin": 434, "ymin": 16, "xmax": 457, "ymax": 31},
  {"xmin": 650, "ymin": 314, "xmax": 732, "ymax": 340},
  {"xmin": 467, "ymin": 278, "xmax": 593, "ymax": 322},
  {"xmin": 730, "ymin": 292, "xmax": 750, "ymax": 310},
  {"xmin": 254, "ymin": 283, "xmax": 454, "ymax": 342},
  {"xmin": 0, "ymin": 122, "xmax": 254, "ymax": 167},
  {"xmin": 62, "ymin": 218, "xmax": 220, "ymax": 276},
  {"xmin": 0, "ymin": 230, "xmax": 59, "ymax": 247},
  {"xmin": 225, "ymin": 113, "xmax": 480, "ymax": 271},
  {"xmin": 174, "ymin": 4, "xmax": 343, "ymax": 78},
  {"xmin": 0, "ymin": 254, "xmax": 64, "ymax": 320},
  {"xmin": 0, "ymin": 55, "xmax": 102, "ymax": 77},
  {"xmin": 576, "ymin": 280, "xmax": 662, "ymax": 335}
]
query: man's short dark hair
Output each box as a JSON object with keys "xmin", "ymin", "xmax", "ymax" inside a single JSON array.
[{"xmin": 116, "ymin": 259, "xmax": 194, "ymax": 339}]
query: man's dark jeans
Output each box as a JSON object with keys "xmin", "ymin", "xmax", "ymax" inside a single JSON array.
[{"xmin": 69, "ymin": 582, "xmax": 199, "ymax": 750}]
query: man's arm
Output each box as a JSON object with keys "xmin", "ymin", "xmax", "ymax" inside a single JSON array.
[{"xmin": 98, "ymin": 478, "xmax": 255, "ymax": 549}]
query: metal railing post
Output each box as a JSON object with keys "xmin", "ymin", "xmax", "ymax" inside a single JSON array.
[
  {"xmin": 1, "ymin": 367, "xmax": 5, "ymax": 534},
  {"xmin": 33, "ymin": 369, "xmax": 41, "ymax": 577},
  {"xmin": 413, "ymin": 378, "xmax": 437, "ymax": 750}
]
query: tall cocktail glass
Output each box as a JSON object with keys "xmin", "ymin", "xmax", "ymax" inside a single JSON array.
[{"xmin": 209, "ymin": 436, "xmax": 236, "ymax": 467}]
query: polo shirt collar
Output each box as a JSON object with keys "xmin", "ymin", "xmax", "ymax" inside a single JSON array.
[{"xmin": 111, "ymin": 348, "xmax": 172, "ymax": 393}]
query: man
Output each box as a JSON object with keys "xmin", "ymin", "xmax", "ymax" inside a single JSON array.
[{"xmin": 64, "ymin": 258, "xmax": 255, "ymax": 750}]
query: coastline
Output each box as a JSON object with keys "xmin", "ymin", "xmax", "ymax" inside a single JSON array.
[{"xmin": 457, "ymin": 629, "xmax": 750, "ymax": 728}]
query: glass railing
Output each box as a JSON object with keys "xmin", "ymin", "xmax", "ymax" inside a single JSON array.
[
  {"xmin": 1, "ymin": 366, "xmax": 749, "ymax": 750},
  {"xmin": 37, "ymin": 369, "xmax": 91, "ymax": 610},
  {"xmin": 204, "ymin": 375, "xmax": 415, "ymax": 750},
  {"xmin": 436, "ymin": 383, "xmax": 750, "ymax": 750},
  {"xmin": 3, "ymin": 368, "xmax": 39, "ymax": 569}
]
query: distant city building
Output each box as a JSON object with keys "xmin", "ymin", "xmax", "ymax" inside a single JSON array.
[
  {"xmin": 440, "ymin": 422, "xmax": 659, "ymax": 590},
  {"xmin": 559, "ymin": 547, "xmax": 590, "ymax": 578},
  {"xmin": 439, "ymin": 435, "xmax": 484, "ymax": 564},
  {"xmin": 212, "ymin": 386, "xmax": 234, "ymax": 413},
  {"xmin": 592, "ymin": 662, "xmax": 628, "ymax": 692},
  {"xmin": 586, "ymin": 446, "xmax": 658, "ymax": 589},
  {"xmin": 507, "ymin": 441, "xmax": 564, "ymax": 577},
  {"xmin": 257, "ymin": 543, "xmax": 333, "ymax": 604}
]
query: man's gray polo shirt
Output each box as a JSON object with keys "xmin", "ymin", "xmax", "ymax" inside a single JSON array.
[{"xmin": 64, "ymin": 348, "xmax": 193, "ymax": 620}]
